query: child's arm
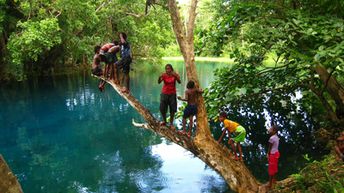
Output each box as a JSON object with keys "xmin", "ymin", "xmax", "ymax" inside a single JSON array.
[
  {"xmin": 108, "ymin": 45, "xmax": 120, "ymax": 53},
  {"xmin": 172, "ymin": 71, "xmax": 181, "ymax": 83},
  {"xmin": 218, "ymin": 129, "xmax": 227, "ymax": 143},
  {"xmin": 335, "ymin": 145, "xmax": 344, "ymax": 160},
  {"xmin": 197, "ymin": 88, "xmax": 204, "ymax": 94},
  {"xmin": 177, "ymin": 91, "xmax": 188, "ymax": 101},
  {"xmin": 267, "ymin": 143, "xmax": 272, "ymax": 159},
  {"xmin": 158, "ymin": 74, "xmax": 163, "ymax": 84}
]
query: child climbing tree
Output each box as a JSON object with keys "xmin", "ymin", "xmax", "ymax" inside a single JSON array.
[{"xmin": 96, "ymin": 0, "xmax": 262, "ymax": 192}]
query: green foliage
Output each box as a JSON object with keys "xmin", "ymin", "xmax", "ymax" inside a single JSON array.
[
  {"xmin": 7, "ymin": 18, "xmax": 61, "ymax": 79},
  {"xmin": 289, "ymin": 155, "xmax": 344, "ymax": 193},
  {"xmin": 202, "ymin": 0, "xmax": 344, "ymax": 128},
  {"xmin": 1, "ymin": 0, "xmax": 174, "ymax": 80},
  {"xmin": 0, "ymin": 0, "xmax": 5, "ymax": 33}
]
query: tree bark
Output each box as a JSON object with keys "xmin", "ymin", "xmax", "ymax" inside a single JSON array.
[
  {"xmin": 91, "ymin": 0, "xmax": 263, "ymax": 192},
  {"xmin": 314, "ymin": 64, "xmax": 344, "ymax": 121},
  {"xmin": 167, "ymin": 1, "xmax": 260, "ymax": 191},
  {"xmin": 0, "ymin": 155, "xmax": 23, "ymax": 193},
  {"xmin": 94, "ymin": 1, "xmax": 261, "ymax": 192}
]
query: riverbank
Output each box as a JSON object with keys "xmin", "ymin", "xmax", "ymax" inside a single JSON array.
[
  {"xmin": 162, "ymin": 56, "xmax": 234, "ymax": 63},
  {"xmin": 273, "ymin": 154, "xmax": 343, "ymax": 193}
]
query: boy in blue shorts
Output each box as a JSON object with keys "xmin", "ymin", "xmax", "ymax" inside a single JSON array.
[{"xmin": 177, "ymin": 80, "xmax": 203, "ymax": 137}]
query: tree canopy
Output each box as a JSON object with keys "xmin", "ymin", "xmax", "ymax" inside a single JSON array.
[
  {"xmin": 200, "ymin": 0, "xmax": 344, "ymax": 132},
  {"xmin": 0, "ymin": 0, "xmax": 174, "ymax": 80}
]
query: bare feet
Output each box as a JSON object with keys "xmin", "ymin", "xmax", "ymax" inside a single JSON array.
[
  {"xmin": 177, "ymin": 130, "xmax": 186, "ymax": 135},
  {"xmin": 160, "ymin": 121, "xmax": 166, "ymax": 126},
  {"xmin": 98, "ymin": 85, "xmax": 105, "ymax": 92},
  {"xmin": 121, "ymin": 87, "xmax": 130, "ymax": 94}
]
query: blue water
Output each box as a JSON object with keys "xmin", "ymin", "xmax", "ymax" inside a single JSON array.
[
  {"xmin": 0, "ymin": 61, "xmax": 325, "ymax": 193},
  {"xmin": 0, "ymin": 62, "xmax": 231, "ymax": 193}
]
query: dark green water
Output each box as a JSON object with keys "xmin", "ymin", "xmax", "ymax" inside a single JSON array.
[{"xmin": 0, "ymin": 61, "xmax": 324, "ymax": 193}]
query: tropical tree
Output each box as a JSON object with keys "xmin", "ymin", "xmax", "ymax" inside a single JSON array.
[
  {"xmin": 200, "ymin": 0, "xmax": 344, "ymax": 130},
  {"xmin": 1, "ymin": 0, "xmax": 173, "ymax": 80},
  {"xmin": 96, "ymin": 0, "xmax": 266, "ymax": 192},
  {"xmin": 97, "ymin": 0, "xmax": 344, "ymax": 192}
]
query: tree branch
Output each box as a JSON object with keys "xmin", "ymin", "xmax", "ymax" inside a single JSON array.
[
  {"xmin": 321, "ymin": 68, "xmax": 336, "ymax": 95},
  {"xmin": 309, "ymin": 74, "xmax": 339, "ymax": 122},
  {"xmin": 96, "ymin": 0, "xmax": 113, "ymax": 13},
  {"xmin": 125, "ymin": 11, "xmax": 151, "ymax": 18},
  {"xmin": 91, "ymin": 73, "xmax": 260, "ymax": 192},
  {"xmin": 167, "ymin": 0, "xmax": 187, "ymax": 57},
  {"xmin": 186, "ymin": 0, "xmax": 198, "ymax": 42},
  {"xmin": 91, "ymin": 74, "xmax": 197, "ymax": 151},
  {"xmin": 132, "ymin": 119, "xmax": 150, "ymax": 129}
]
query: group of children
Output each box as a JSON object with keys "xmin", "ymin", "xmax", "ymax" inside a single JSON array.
[
  {"xmin": 92, "ymin": 32, "xmax": 132, "ymax": 93},
  {"xmin": 92, "ymin": 46, "xmax": 281, "ymax": 188},
  {"xmin": 157, "ymin": 64, "xmax": 280, "ymax": 188}
]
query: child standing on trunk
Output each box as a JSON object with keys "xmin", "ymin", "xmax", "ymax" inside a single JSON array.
[
  {"xmin": 177, "ymin": 80, "xmax": 203, "ymax": 137},
  {"xmin": 267, "ymin": 125, "xmax": 280, "ymax": 189}
]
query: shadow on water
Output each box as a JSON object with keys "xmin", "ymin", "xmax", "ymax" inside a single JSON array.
[{"xmin": 0, "ymin": 60, "xmax": 326, "ymax": 193}]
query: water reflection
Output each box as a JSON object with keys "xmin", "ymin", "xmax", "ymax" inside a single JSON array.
[{"xmin": 151, "ymin": 139, "xmax": 230, "ymax": 193}]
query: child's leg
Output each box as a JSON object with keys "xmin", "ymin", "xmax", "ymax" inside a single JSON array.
[
  {"xmin": 182, "ymin": 118, "xmax": 186, "ymax": 133},
  {"xmin": 268, "ymin": 175, "xmax": 273, "ymax": 188},
  {"xmin": 104, "ymin": 64, "xmax": 109, "ymax": 79},
  {"xmin": 120, "ymin": 73, "xmax": 130, "ymax": 93},
  {"xmin": 170, "ymin": 111, "xmax": 175, "ymax": 126},
  {"xmin": 268, "ymin": 174, "xmax": 276, "ymax": 188},
  {"xmin": 109, "ymin": 63, "xmax": 114, "ymax": 80},
  {"xmin": 160, "ymin": 95, "xmax": 168, "ymax": 125},
  {"xmin": 237, "ymin": 142, "xmax": 243, "ymax": 161},
  {"xmin": 188, "ymin": 115, "xmax": 193, "ymax": 137},
  {"xmin": 113, "ymin": 63, "xmax": 118, "ymax": 83},
  {"xmin": 228, "ymin": 139, "xmax": 237, "ymax": 158}
]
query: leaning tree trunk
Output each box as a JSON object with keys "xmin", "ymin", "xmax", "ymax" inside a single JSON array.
[
  {"xmin": 98, "ymin": 0, "xmax": 261, "ymax": 191},
  {"xmin": 96, "ymin": 0, "xmax": 262, "ymax": 192},
  {"xmin": 93, "ymin": 76, "xmax": 260, "ymax": 193},
  {"xmin": 0, "ymin": 155, "xmax": 23, "ymax": 193},
  {"xmin": 165, "ymin": 0, "xmax": 260, "ymax": 192}
]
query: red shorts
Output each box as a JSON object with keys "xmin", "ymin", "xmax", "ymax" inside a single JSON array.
[{"xmin": 268, "ymin": 151, "xmax": 280, "ymax": 176}]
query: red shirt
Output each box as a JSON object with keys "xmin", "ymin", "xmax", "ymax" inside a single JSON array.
[{"xmin": 161, "ymin": 74, "xmax": 177, "ymax": 94}]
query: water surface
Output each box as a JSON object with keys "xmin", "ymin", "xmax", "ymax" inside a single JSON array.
[{"xmin": 0, "ymin": 61, "xmax": 324, "ymax": 193}]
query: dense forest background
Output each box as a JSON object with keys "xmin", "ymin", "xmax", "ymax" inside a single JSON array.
[
  {"xmin": 0, "ymin": 0, "xmax": 175, "ymax": 80},
  {"xmin": 1, "ymin": 0, "xmax": 343, "ymax": 130},
  {"xmin": 1, "ymin": 0, "xmax": 343, "ymax": 192}
]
